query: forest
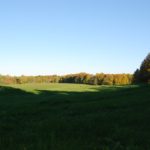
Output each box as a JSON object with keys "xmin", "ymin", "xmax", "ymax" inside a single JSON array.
[
  {"xmin": 0, "ymin": 73, "xmax": 133, "ymax": 85},
  {"xmin": 1, "ymin": 53, "xmax": 150, "ymax": 86}
]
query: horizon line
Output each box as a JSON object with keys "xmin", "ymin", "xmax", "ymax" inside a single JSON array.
[{"xmin": 0, "ymin": 72, "xmax": 134, "ymax": 77}]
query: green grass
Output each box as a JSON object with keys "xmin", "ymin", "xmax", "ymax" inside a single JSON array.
[{"xmin": 0, "ymin": 83, "xmax": 150, "ymax": 150}]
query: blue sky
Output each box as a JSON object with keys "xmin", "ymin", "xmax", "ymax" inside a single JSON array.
[{"xmin": 0, "ymin": 0, "xmax": 150, "ymax": 75}]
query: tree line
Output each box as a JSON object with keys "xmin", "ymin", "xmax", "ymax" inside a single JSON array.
[
  {"xmin": 1, "ymin": 52, "xmax": 150, "ymax": 85},
  {"xmin": 0, "ymin": 73, "xmax": 132, "ymax": 85}
]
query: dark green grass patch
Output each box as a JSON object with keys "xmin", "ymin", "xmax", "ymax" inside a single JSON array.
[{"xmin": 0, "ymin": 84, "xmax": 150, "ymax": 150}]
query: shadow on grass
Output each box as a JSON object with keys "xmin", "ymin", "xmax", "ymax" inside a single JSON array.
[
  {"xmin": 1, "ymin": 84, "xmax": 150, "ymax": 111},
  {"xmin": 0, "ymin": 86, "xmax": 33, "ymax": 96},
  {"xmin": 0, "ymin": 84, "xmax": 150, "ymax": 150},
  {"xmin": 0, "ymin": 84, "xmax": 149, "ymax": 95}
]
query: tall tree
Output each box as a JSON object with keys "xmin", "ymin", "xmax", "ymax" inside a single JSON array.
[
  {"xmin": 139, "ymin": 53, "xmax": 150, "ymax": 83},
  {"xmin": 133, "ymin": 69, "xmax": 140, "ymax": 83}
]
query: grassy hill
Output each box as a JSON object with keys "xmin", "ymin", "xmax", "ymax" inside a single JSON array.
[{"xmin": 0, "ymin": 83, "xmax": 150, "ymax": 150}]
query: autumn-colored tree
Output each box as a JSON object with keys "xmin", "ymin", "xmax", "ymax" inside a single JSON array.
[
  {"xmin": 113, "ymin": 74, "xmax": 122, "ymax": 85},
  {"xmin": 88, "ymin": 76, "xmax": 97, "ymax": 85},
  {"xmin": 120, "ymin": 74, "xmax": 130, "ymax": 85},
  {"xmin": 102, "ymin": 74, "xmax": 114, "ymax": 85},
  {"xmin": 0, "ymin": 73, "xmax": 132, "ymax": 85},
  {"xmin": 95, "ymin": 73, "xmax": 105, "ymax": 85}
]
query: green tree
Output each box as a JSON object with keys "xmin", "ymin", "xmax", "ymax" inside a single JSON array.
[
  {"xmin": 136, "ymin": 53, "xmax": 150, "ymax": 83},
  {"xmin": 133, "ymin": 69, "xmax": 140, "ymax": 83}
]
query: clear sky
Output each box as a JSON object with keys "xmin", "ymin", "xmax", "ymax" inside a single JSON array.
[{"xmin": 0, "ymin": 0, "xmax": 150, "ymax": 76}]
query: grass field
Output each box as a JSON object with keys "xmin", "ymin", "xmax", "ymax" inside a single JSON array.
[{"xmin": 0, "ymin": 83, "xmax": 150, "ymax": 150}]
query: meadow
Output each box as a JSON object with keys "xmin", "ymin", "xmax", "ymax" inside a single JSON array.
[{"xmin": 0, "ymin": 83, "xmax": 150, "ymax": 150}]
